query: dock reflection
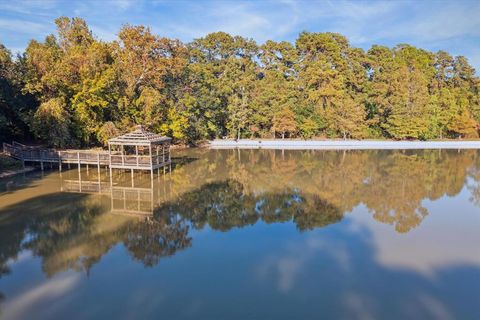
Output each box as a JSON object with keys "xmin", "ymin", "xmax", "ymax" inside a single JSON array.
[{"xmin": 59, "ymin": 166, "xmax": 171, "ymax": 215}]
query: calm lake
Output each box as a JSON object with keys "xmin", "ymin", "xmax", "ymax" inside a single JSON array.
[{"xmin": 1, "ymin": 148, "xmax": 480, "ymax": 319}]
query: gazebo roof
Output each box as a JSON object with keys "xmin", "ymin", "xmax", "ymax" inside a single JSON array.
[{"xmin": 108, "ymin": 125, "xmax": 171, "ymax": 145}]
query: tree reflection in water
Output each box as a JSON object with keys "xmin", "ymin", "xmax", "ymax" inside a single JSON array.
[
  {"xmin": 0, "ymin": 148, "xmax": 479, "ymax": 280},
  {"xmin": 121, "ymin": 216, "xmax": 191, "ymax": 267},
  {"xmin": 168, "ymin": 148, "xmax": 480, "ymax": 233},
  {"xmin": 0, "ymin": 194, "xmax": 192, "ymax": 277},
  {"xmin": 154, "ymin": 179, "xmax": 342, "ymax": 232}
]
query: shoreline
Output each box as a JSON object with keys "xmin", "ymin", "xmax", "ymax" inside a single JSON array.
[
  {"xmin": 0, "ymin": 167, "xmax": 35, "ymax": 178},
  {"xmin": 209, "ymin": 139, "xmax": 480, "ymax": 150}
]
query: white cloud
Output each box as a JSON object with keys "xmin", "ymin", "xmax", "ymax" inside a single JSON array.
[
  {"xmin": 6, "ymin": 250, "xmax": 32, "ymax": 265},
  {"xmin": 90, "ymin": 25, "xmax": 118, "ymax": 42},
  {"xmin": 410, "ymin": 9, "xmax": 480, "ymax": 41},
  {"xmin": 371, "ymin": 2, "xmax": 480, "ymax": 44},
  {"xmin": 255, "ymin": 234, "xmax": 351, "ymax": 293},
  {"xmin": 349, "ymin": 198, "xmax": 480, "ymax": 276},
  {"xmin": 0, "ymin": 18, "xmax": 52, "ymax": 35},
  {"xmin": 2, "ymin": 273, "xmax": 81, "ymax": 319},
  {"xmin": 149, "ymin": 1, "xmax": 296, "ymax": 42},
  {"xmin": 111, "ymin": 0, "xmax": 137, "ymax": 11},
  {"xmin": 210, "ymin": 3, "xmax": 272, "ymax": 39},
  {"xmin": 343, "ymin": 292, "xmax": 376, "ymax": 320},
  {"xmin": 0, "ymin": 0, "xmax": 59, "ymax": 16},
  {"xmin": 417, "ymin": 294, "xmax": 454, "ymax": 320}
]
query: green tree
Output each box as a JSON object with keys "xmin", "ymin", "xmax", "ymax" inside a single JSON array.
[
  {"xmin": 273, "ymin": 106, "xmax": 297, "ymax": 139},
  {"xmin": 0, "ymin": 44, "xmax": 35, "ymax": 141},
  {"xmin": 32, "ymin": 98, "xmax": 73, "ymax": 147},
  {"xmin": 296, "ymin": 32, "xmax": 368, "ymax": 138}
]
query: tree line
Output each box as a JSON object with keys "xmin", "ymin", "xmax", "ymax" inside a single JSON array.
[{"xmin": 1, "ymin": 17, "xmax": 479, "ymax": 147}]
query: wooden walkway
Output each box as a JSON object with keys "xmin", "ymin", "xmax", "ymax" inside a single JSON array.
[
  {"xmin": 3, "ymin": 142, "xmax": 109, "ymax": 165},
  {"xmin": 2, "ymin": 141, "xmax": 170, "ymax": 172}
]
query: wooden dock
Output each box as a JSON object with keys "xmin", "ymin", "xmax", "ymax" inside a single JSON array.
[
  {"xmin": 2, "ymin": 126, "xmax": 172, "ymax": 175},
  {"xmin": 4, "ymin": 142, "xmax": 112, "ymax": 169}
]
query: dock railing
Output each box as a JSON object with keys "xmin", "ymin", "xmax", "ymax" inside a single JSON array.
[
  {"xmin": 3, "ymin": 143, "xmax": 21, "ymax": 159},
  {"xmin": 3, "ymin": 141, "xmax": 171, "ymax": 171},
  {"xmin": 3, "ymin": 142, "xmax": 111, "ymax": 165},
  {"xmin": 3, "ymin": 142, "xmax": 59, "ymax": 161},
  {"xmin": 59, "ymin": 150, "xmax": 110, "ymax": 164}
]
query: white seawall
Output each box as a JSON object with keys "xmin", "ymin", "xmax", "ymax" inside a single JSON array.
[{"xmin": 210, "ymin": 139, "xmax": 480, "ymax": 150}]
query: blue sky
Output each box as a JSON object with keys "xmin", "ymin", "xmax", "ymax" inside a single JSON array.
[{"xmin": 1, "ymin": 0, "xmax": 479, "ymax": 71}]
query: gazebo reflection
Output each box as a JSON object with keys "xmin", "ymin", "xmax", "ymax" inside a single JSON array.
[{"xmin": 60, "ymin": 163, "xmax": 171, "ymax": 215}]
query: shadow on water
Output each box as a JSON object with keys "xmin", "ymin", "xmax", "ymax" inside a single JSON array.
[
  {"xmin": 0, "ymin": 169, "xmax": 57, "ymax": 196},
  {"xmin": 171, "ymin": 155, "xmax": 199, "ymax": 167}
]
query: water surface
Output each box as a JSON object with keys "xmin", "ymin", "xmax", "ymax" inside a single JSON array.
[{"xmin": 1, "ymin": 149, "xmax": 480, "ymax": 319}]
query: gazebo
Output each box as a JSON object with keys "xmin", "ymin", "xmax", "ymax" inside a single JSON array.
[{"xmin": 108, "ymin": 125, "xmax": 171, "ymax": 177}]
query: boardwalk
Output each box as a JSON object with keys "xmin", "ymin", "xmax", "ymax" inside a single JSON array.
[
  {"xmin": 3, "ymin": 141, "xmax": 105, "ymax": 171},
  {"xmin": 3, "ymin": 142, "xmax": 110, "ymax": 166},
  {"xmin": 2, "ymin": 126, "xmax": 172, "ymax": 176}
]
